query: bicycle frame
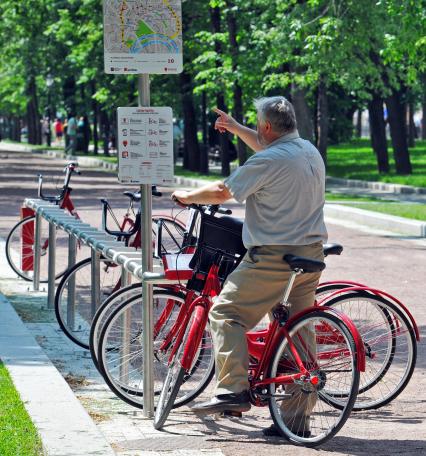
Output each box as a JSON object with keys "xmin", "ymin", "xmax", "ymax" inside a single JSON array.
[{"xmin": 246, "ymin": 305, "xmax": 365, "ymax": 393}]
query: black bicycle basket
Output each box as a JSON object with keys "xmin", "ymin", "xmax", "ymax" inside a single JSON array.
[{"xmin": 187, "ymin": 212, "xmax": 247, "ymax": 292}]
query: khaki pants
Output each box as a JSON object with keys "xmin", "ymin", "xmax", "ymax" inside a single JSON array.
[{"xmin": 209, "ymin": 243, "xmax": 323, "ymax": 424}]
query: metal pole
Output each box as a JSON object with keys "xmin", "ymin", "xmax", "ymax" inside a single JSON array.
[
  {"xmin": 33, "ymin": 212, "xmax": 42, "ymax": 291},
  {"xmin": 91, "ymin": 249, "xmax": 101, "ymax": 318},
  {"xmin": 139, "ymin": 74, "xmax": 154, "ymax": 418},
  {"xmin": 67, "ymin": 234, "xmax": 77, "ymax": 330},
  {"xmin": 47, "ymin": 222, "xmax": 56, "ymax": 309}
]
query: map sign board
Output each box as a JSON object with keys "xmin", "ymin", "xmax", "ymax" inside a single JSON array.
[
  {"xmin": 117, "ymin": 107, "xmax": 174, "ymax": 185},
  {"xmin": 103, "ymin": 0, "xmax": 183, "ymax": 74}
]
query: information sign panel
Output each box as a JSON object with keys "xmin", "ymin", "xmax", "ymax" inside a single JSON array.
[
  {"xmin": 117, "ymin": 107, "xmax": 174, "ymax": 185},
  {"xmin": 103, "ymin": 0, "xmax": 183, "ymax": 74}
]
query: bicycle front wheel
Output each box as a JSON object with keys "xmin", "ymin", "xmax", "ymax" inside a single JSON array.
[
  {"xmin": 6, "ymin": 215, "xmax": 71, "ymax": 282},
  {"xmin": 55, "ymin": 256, "xmax": 124, "ymax": 348},
  {"xmin": 267, "ymin": 310, "xmax": 359, "ymax": 447},
  {"xmin": 89, "ymin": 283, "xmax": 142, "ymax": 370},
  {"xmin": 154, "ymin": 303, "xmax": 214, "ymax": 429}
]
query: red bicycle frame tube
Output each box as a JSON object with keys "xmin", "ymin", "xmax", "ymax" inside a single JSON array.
[
  {"xmin": 317, "ymin": 286, "xmax": 420, "ymax": 342},
  {"xmin": 168, "ymin": 264, "xmax": 221, "ymax": 369},
  {"xmin": 247, "ymin": 306, "xmax": 366, "ymax": 375}
]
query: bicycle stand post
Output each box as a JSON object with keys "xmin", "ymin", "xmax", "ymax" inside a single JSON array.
[
  {"xmin": 47, "ymin": 222, "xmax": 56, "ymax": 309},
  {"xmin": 119, "ymin": 270, "xmax": 132, "ymax": 384},
  {"xmin": 66, "ymin": 234, "xmax": 77, "ymax": 330},
  {"xmin": 33, "ymin": 212, "xmax": 42, "ymax": 291},
  {"xmin": 91, "ymin": 250, "xmax": 101, "ymax": 317},
  {"xmin": 139, "ymin": 73, "xmax": 155, "ymax": 419}
]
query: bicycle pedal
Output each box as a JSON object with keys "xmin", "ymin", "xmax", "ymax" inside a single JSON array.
[{"xmin": 220, "ymin": 410, "xmax": 243, "ymax": 418}]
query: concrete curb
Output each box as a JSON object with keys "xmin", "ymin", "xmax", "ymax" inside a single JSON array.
[
  {"xmin": 0, "ymin": 291, "xmax": 115, "ymax": 456},
  {"xmin": 326, "ymin": 176, "xmax": 426, "ymax": 195},
  {"xmin": 324, "ymin": 204, "xmax": 426, "ymax": 237}
]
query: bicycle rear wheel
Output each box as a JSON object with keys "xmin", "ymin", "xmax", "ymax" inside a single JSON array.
[
  {"xmin": 323, "ymin": 292, "xmax": 416, "ymax": 410},
  {"xmin": 6, "ymin": 215, "xmax": 71, "ymax": 282},
  {"xmin": 152, "ymin": 217, "xmax": 186, "ymax": 254},
  {"xmin": 55, "ymin": 256, "xmax": 123, "ymax": 348},
  {"xmin": 267, "ymin": 310, "xmax": 359, "ymax": 447}
]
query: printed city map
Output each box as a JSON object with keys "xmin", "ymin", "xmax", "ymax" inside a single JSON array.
[{"xmin": 103, "ymin": 0, "xmax": 182, "ymax": 74}]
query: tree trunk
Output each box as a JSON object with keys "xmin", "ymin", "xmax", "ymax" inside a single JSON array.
[
  {"xmin": 180, "ymin": 70, "xmax": 200, "ymax": 172},
  {"xmin": 368, "ymin": 95, "xmax": 389, "ymax": 173},
  {"xmin": 356, "ymin": 110, "xmax": 362, "ymax": 138},
  {"xmin": 90, "ymin": 80, "xmax": 99, "ymax": 155},
  {"xmin": 422, "ymin": 96, "xmax": 426, "ymax": 140},
  {"xmin": 200, "ymin": 90, "xmax": 209, "ymax": 174},
  {"xmin": 385, "ymin": 88, "xmax": 412, "ymax": 174},
  {"xmin": 26, "ymin": 76, "xmax": 41, "ymax": 145},
  {"xmin": 316, "ymin": 77, "xmax": 329, "ymax": 165},
  {"xmin": 63, "ymin": 77, "xmax": 77, "ymax": 116},
  {"xmin": 408, "ymin": 102, "xmax": 416, "ymax": 147},
  {"xmin": 211, "ymin": 6, "xmax": 230, "ymax": 176},
  {"xmin": 226, "ymin": 4, "xmax": 247, "ymax": 166},
  {"xmin": 291, "ymin": 83, "xmax": 315, "ymax": 143},
  {"xmin": 101, "ymin": 110, "xmax": 110, "ymax": 156}
]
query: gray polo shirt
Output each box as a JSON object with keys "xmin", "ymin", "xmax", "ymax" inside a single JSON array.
[{"xmin": 224, "ymin": 131, "xmax": 328, "ymax": 248}]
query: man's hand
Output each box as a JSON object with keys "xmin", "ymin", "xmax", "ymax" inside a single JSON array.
[
  {"xmin": 213, "ymin": 108, "xmax": 239, "ymax": 135},
  {"xmin": 171, "ymin": 190, "xmax": 191, "ymax": 206}
]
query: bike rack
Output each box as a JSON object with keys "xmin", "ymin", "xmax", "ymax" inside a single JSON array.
[{"xmin": 23, "ymin": 197, "xmax": 177, "ymax": 415}]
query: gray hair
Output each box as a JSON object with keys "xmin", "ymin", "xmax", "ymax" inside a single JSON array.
[{"xmin": 254, "ymin": 96, "xmax": 297, "ymax": 135}]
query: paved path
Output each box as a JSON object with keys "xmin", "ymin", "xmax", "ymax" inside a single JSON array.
[{"xmin": 0, "ymin": 149, "xmax": 425, "ymax": 455}]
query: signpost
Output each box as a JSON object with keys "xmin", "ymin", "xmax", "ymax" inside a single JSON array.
[{"xmin": 103, "ymin": 0, "xmax": 182, "ymax": 418}]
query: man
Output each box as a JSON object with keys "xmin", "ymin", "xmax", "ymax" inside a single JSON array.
[
  {"xmin": 171, "ymin": 96, "xmax": 327, "ymax": 436},
  {"xmin": 65, "ymin": 113, "xmax": 77, "ymax": 154}
]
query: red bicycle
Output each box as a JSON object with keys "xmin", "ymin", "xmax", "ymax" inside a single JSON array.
[
  {"xmin": 5, "ymin": 162, "xmax": 81, "ymax": 282},
  {"xmin": 152, "ymin": 209, "xmax": 365, "ymax": 446}
]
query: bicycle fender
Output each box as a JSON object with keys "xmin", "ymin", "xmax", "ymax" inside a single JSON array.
[{"xmin": 318, "ymin": 286, "xmax": 420, "ymax": 342}]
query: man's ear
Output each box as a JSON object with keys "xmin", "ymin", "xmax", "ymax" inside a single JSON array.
[{"xmin": 264, "ymin": 121, "xmax": 272, "ymax": 133}]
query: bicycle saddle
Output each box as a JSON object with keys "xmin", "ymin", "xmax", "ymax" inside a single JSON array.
[
  {"xmin": 123, "ymin": 191, "xmax": 141, "ymax": 202},
  {"xmin": 323, "ymin": 243, "xmax": 343, "ymax": 257},
  {"xmin": 283, "ymin": 254, "xmax": 326, "ymax": 273}
]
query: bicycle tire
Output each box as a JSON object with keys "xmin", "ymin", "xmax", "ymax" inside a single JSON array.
[
  {"xmin": 154, "ymin": 303, "xmax": 213, "ymax": 429},
  {"xmin": 154, "ymin": 366, "xmax": 186, "ymax": 430},
  {"xmin": 322, "ymin": 291, "xmax": 417, "ymax": 410},
  {"xmin": 267, "ymin": 310, "xmax": 359, "ymax": 447},
  {"xmin": 89, "ymin": 283, "xmax": 142, "ymax": 370},
  {"xmin": 6, "ymin": 215, "xmax": 69, "ymax": 282},
  {"xmin": 55, "ymin": 256, "xmax": 122, "ymax": 348},
  {"xmin": 98, "ymin": 289, "xmax": 213, "ymax": 409}
]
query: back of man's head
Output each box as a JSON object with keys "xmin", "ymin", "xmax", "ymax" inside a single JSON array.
[{"xmin": 254, "ymin": 96, "xmax": 297, "ymax": 136}]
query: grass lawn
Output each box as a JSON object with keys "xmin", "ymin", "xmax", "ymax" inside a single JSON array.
[
  {"xmin": 327, "ymin": 139, "xmax": 426, "ymax": 188},
  {"xmin": 340, "ymin": 202, "xmax": 426, "ymax": 222},
  {"xmin": 0, "ymin": 362, "xmax": 43, "ymax": 456}
]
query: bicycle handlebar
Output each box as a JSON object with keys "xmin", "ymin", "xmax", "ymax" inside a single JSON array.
[
  {"xmin": 38, "ymin": 162, "xmax": 81, "ymax": 203},
  {"xmin": 172, "ymin": 196, "xmax": 232, "ymax": 216},
  {"xmin": 101, "ymin": 198, "xmax": 140, "ymax": 239}
]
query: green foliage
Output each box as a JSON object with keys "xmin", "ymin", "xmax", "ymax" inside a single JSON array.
[{"xmin": 0, "ymin": 0, "xmax": 424, "ymax": 173}]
